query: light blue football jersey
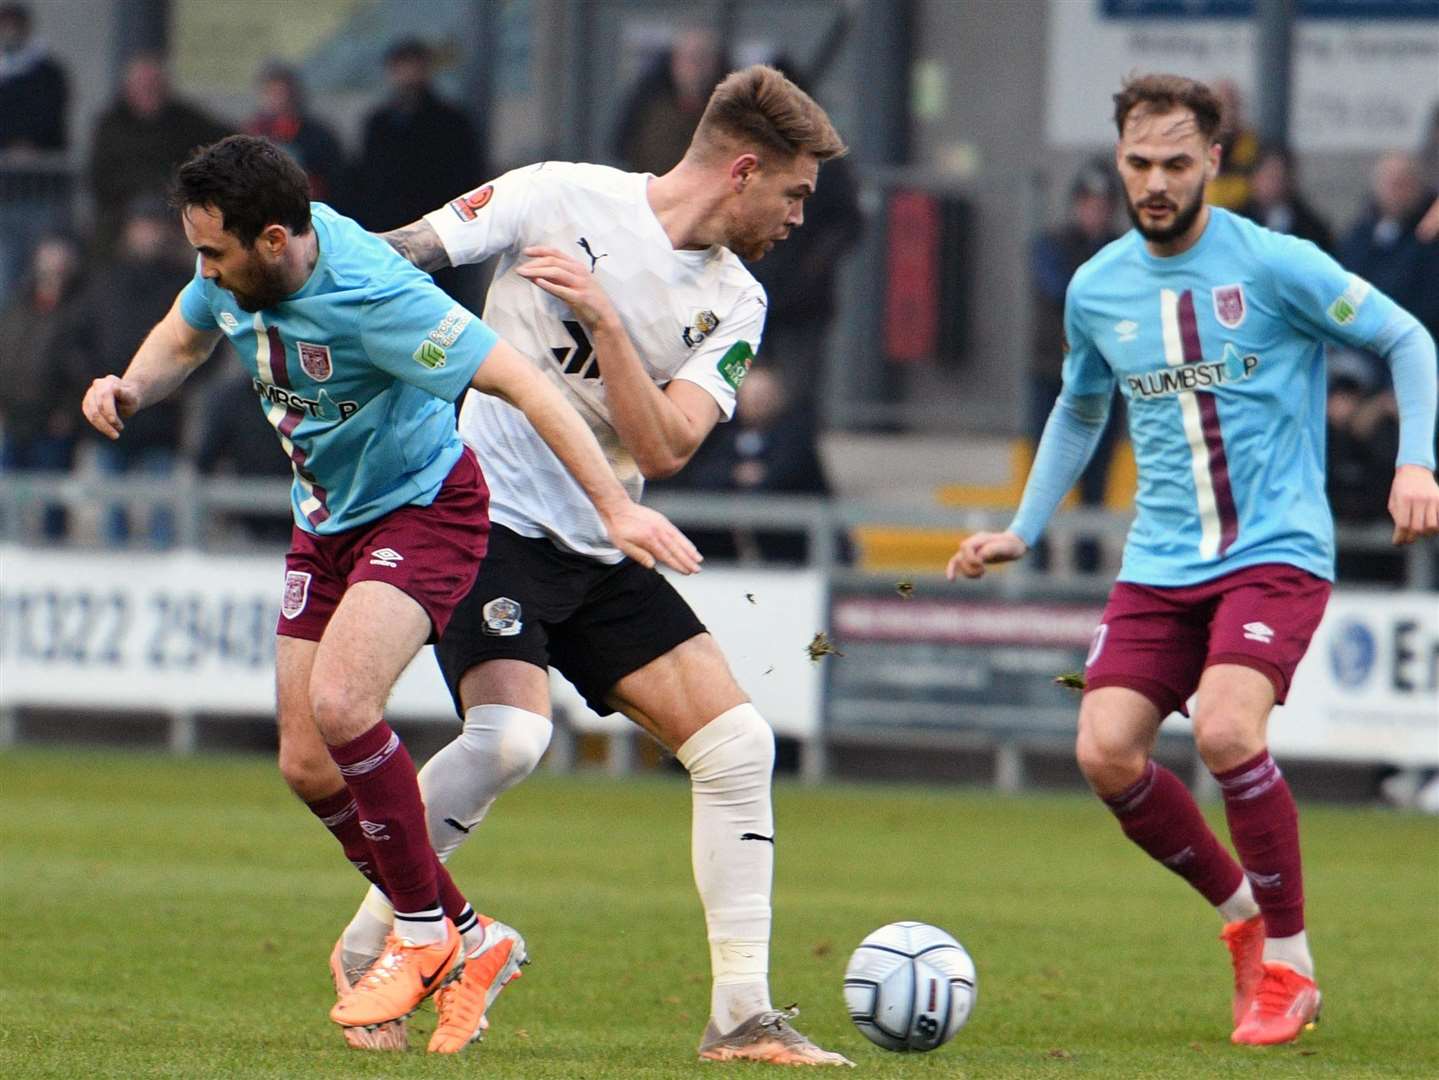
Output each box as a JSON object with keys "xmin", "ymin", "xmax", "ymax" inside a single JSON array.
[
  {"xmin": 1063, "ymin": 207, "xmax": 1411, "ymax": 586},
  {"xmin": 180, "ymin": 203, "xmax": 498, "ymax": 534}
]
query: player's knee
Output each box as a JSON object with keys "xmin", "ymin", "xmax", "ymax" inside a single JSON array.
[
  {"xmin": 1074, "ymin": 723, "xmax": 1146, "ymax": 793},
  {"xmin": 308, "ymin": 680, "xmax": 379, "ymax": 741},
  {"xmin": 459, "ymin": 704, "xmax": 552, "ymax": 788},
  {"xmin": 1191, "ymin": 709, "xmax": 1262, "ymax": 773},
  {"xmin": 276, "ymin": 741, "xmax": 340, "ymax": 800},
  {"xmin": 678, "ymin": 703, "xmax": 774, "ymax": 786}
]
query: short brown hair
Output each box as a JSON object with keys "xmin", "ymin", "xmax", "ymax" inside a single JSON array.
[
  {"xmin": 1112, "ymin": 73, "xmax": 1222, "ymax": 141},
  {"xmin": 692, "ymin": 64, "xmax": 847, "ymax": 163}
]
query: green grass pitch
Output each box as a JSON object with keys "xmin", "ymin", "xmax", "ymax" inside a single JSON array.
[{"xmin": 2, "ymin": 747, "xmax": 1436, "ymax": 1078}]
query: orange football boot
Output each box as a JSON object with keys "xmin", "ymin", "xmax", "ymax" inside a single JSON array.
[
  {"xmin": 1219, "ymin": 915, "xmax": 1265, "ymax": 1027},
  {"xmin": 329, "ymin": 936, "xmax": 408, "ymax": 1050},
  {"xmin": 427, "ymin": 917, "xmax": 529, "ymax": 1054},
  {"xmin": 1231, "ymin": 962, "xmax": 1321, "ymax": 1046},
  {"xmin": 330, "ymin": 921, "xmax": 462, "ymax": 1029}
]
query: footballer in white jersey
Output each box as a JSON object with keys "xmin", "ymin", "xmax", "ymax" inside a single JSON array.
[
  {"xmin": 339, "ymin": 66, "xmax": 859, "ymax": 1065},
  {"xmin": 424, "ymin": 160, "xmax": 768, "ymax": 562}
]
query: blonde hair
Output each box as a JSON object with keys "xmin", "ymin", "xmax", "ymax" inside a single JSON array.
[{"xmin": 691, "ymin": 64, "xmax": 847, "ymax": 163}]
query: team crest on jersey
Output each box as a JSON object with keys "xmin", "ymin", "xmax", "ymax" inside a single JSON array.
[
  {"xmin": 281, "ymin": 571, "xmax": 311, "ymax": 620},
  {"xmin": 448, "ymin": 184, "xmax": 494, "ymax": 222},
  {"xmin": 482, "ymin": 596, "xmax": 523, "ymax": 636},
  {"xmin": 683, "ymin": 309, "xmax": 720, "ymax": 348},
  {"xmin": 1211, "ymin": 284, "xmax": 1246, "ymax": 329},
  {"xmin": 297, "ymin": 341, "xmax": 333, "ymax": 382}
]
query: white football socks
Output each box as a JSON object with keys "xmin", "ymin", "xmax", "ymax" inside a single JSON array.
[
  {"xmin": 1264, "ymin": 931, "xmax": 1314, "ymax": 978},
  {"xmin": 1217, "ymin": 876, "xmax": 1261, "ymax": 923},
  {"xmin": 675, "ymin": 703, "xmax": 777, "ymax": 1033},
  {"xmin": 341, "ymin": 704, "xmax": 552, "ymax": 959}
]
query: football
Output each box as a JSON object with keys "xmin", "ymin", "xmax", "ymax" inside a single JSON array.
[{"xmin": 842, "ymin": 921, "xmax": 977, "ymax": 1052}]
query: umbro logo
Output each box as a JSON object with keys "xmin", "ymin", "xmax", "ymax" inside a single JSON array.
[
  {"xmin": 369, "ymin": 547, "xmax": 404, "ymax": 568},
  {"xmin": 1114, "ymin": 319, "xmax": 1139, "ymax": 343},
  {"xmin": 1243, "ymin": 621, "xmax": 1275, "ymax": 645},
  {"xmin": 360, "ymin": 820, "xmax": 391, "ymax": 841},
  {"xmin": 577, "ymin": 236, "xmax": 608, "ymax": 272}
]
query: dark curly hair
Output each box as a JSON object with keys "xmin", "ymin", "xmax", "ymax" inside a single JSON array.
[{"xmin": 171, "ymin": 134, "xmax": 311, "ymax": 246}]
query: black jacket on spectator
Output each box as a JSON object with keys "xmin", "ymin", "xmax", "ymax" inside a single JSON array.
[
  {"xmin": 63, "ymin": 259, "xmax": 191, "ymax": 452},
  {"xmin": 351, "ymin": 88, "xmax": 483, "ymax": 231},
  {"xmin": 88, "ymin": 101, "xmax": 228, "ymax": 260},
  {"xmin": 1338, "ymin": 196, "xmax": 1439, "ymax": 341},
  {"xmin": 1238, "ymin": 196, "xmax": 1334, "ymax": 254},
  {"xmin": 0, "ymin": 43, "xmax": 67, "ymax": 150}
]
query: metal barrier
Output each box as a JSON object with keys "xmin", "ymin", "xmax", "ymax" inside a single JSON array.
[{"xmin": 1, "ymin": 467, "xmax": 1431, "ymax": 584}]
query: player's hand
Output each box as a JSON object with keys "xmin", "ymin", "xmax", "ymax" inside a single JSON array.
[
  {"xmin": 516, "ymin": 246, "xmax": 618, "ymax": 331},
  {"xmin": 600, "ymin": 501, "xmax": 703, "ymax": 575},
  {"xmin": 81, "ymin": 375, "xmax": 141, "ymax": 440},
  {"xmin": 945, "ymin": 531, "xmax": 1028, "ymax": 580},
  {"xmin": 1388, "ymin": 464, "xmax": 1439, "ymax": 544}
]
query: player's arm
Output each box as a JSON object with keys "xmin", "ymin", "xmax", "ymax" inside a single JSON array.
[
  {"xmin": 81, "ymin": 292, "xmax": 222, "ymax": 439},
  {"xmin": 384, "ymin": 165, "xmax": 542, "ymax": 272},
  {"xmin": 948, "ymin": 283, "xmax": 1115, "ymax": 580},
  {"xmin": 381, "ymin": 219, "xmax": 451, "ymax": 273},
  {"xmin": 1270, "ymin": 239, "xmax": 1439, "ymax": 544},
  {"xmin": 470, "ymin": 341, "xmax": 702, "ymax": 573},
  {"xmin": 517, "ymin": 245, "xmax": 721, "ymax": 478}
]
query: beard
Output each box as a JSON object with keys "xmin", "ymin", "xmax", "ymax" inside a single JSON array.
[
  {"xmin": 226, "ymin": 260, "xmax": 292, "ymax": 312},
  {"xmin": 1126, "ymin": 183, "xmax": 1206, "ymax": 244}
]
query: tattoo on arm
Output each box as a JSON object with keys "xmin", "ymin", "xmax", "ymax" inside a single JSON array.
[{"xmin": 381, "ymin": 220, "xmax": 451, "ymax": 272}]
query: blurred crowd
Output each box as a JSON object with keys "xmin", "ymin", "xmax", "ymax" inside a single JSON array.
[
  {"xmin": 0, "ymin": 11, "xmax": 848, "ymax": 558},
  {"xmin": 1, "ymin": 4, "xmax": 1434, "ymax": 579}
]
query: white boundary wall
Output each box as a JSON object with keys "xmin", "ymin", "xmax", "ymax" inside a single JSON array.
[{"xmin": 0, "ymin": 548, "xmax": 824, "ymax": 740}]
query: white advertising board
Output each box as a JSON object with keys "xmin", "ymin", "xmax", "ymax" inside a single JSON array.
[
  {"xmin": 0, "ymin": 549, "xmax": 824, "ymax": 739},
  {"xmin": 1046, "ymin": 0, "xmax": 1439, "ymax": 151}
]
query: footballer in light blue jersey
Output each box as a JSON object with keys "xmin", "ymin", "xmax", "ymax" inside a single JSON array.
[
  {"xmin": 179, "ymin": 202, "xmax": 498, "ymax": 534},
  {"xmin": 1055, "ymin": 206, "xmax": 1432, "ymax": 585}
]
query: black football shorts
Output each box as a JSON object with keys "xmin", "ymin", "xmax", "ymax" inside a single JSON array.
[{"xmin": 434, "ymin": 523, "xmax": 706, "ymax": 715}]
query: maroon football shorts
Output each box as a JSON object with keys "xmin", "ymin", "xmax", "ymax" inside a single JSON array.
[
  {"xmin": 276, "ymin": 447, "xmax": 490, "ymax": 644},
  {"xmin": 1083, "ymin": 562, "xmax": 1332, "ymax": 717}
]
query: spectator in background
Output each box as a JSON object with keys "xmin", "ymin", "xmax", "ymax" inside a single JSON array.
[
  {"xmin": 1028, "ymin": 158, "xmax": 1123, "ymax": 573},
  {"xmin": 660, "ymin": 366, "xmax": 832, "ymax": 562},
  {"xmin": 746, "ymin": 55, "xmax": 861, "ymax": 423},
  {"xmin": 0, "ymin": 2, "xmax": 70, "ymax": 304},
  {"xmin": 1339, "ymin": 151, "xmax": 1439, "ymax": 342},
  {"xmin": 64, "ymin": 197, "xmax": 193, "ymax": 546},
  {"xmin": 1238, "ymin": 144, "xmax": 1333, "ymax": 252},
  {"xmin": 1207, "ymin": 79, "xmax": 1259, "ymax": 210},
  {"xmin": 87, "ymin": 53, "xmax": 228, "ymax": 262},
  {"xmin": 351, "ymin": 38, "xmax": 482, "ymax": 231},
  {"xmin": 351, "ymin": 39, "xmax": 482, "ymax": 301},
  {"xmin": 195, "ymin": 364, "xmax": 296, "ymax": 545},
  {"xmin": 0, "ymin": 3, "xmax": 66, "ymax": 151},
  {"xmin": 1325, "ymin": 351, "xmax": 1405, "ymax": 584},
  {"xmin": 0, "ymin": 232, "xmax": 83, "ymax": 538},
  {"xmin": 246, "ymin": 61, "xmax": 346, "ymax": 204},
  {"xmin": 612, "ymin": 28, "xmax": 725, "ymax": 176}
]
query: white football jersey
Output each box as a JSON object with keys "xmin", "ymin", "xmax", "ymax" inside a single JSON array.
[{"xmin": 424, "ymin": 161, "xmax": 766, "ymax": 561}]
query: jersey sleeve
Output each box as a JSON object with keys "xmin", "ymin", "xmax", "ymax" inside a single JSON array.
[
  {"xmin": 178, "ymin": 266, "xmax": 219, "ymax": 331},
  {"xmin": 1267, "ymin": 234, "xmax": 1404, "ymax": 351},
  {"xmin": 1059, "ymin": 277, "xmax": 1116, "ymax": 398},
  {"xmin": 669, "ymin": 288, "xmax": 767, "ymax": 421},
  {"xmin": 421, "ymin": 163, "xmax": 548, "ymax": 267},
  {"xmin": 359, "ymin": 282, "xmax": 499, "ymax": 401}
]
